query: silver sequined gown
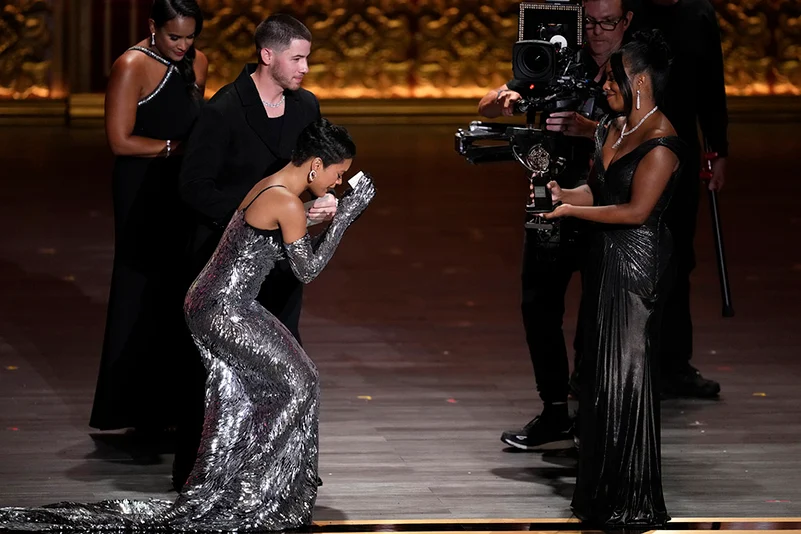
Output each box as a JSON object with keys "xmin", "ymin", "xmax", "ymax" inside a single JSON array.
[{"xmin": 0, "ymin": 181, "xmax": 374, "ymax": 532}]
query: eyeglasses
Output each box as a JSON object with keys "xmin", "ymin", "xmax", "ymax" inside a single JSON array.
[{"xmin": 584, "ymin": 16, "xmax": 626, "ymax": 31}]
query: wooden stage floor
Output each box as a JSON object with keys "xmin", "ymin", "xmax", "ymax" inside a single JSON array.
[{"xmin": 0, "ymin": 121, "xmax": 800, "ymax": 530}]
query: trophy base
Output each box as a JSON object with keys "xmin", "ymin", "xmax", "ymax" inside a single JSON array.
[
  {"xmin": 525, "ymin": 202, "xmax": 554, "ymax": 214},
  {"xmin": 525, "ymin": 219, "xmax": 554, "ymax": 231},
  {"xmin": 525, "ymin": 211, "xmax": 554, "ymax": 231}
]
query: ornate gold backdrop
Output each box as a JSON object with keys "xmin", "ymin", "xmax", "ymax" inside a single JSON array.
[
  {"xmin": 197, "ymin": 0, "xmax": 801, "ymax": 97},
  {"xmin": 0, "ymin": 0, "xmax": 799, "ymax": 102},
  {"xmin": 0, "ymin": 1, "xmax": 58, "ymax": 99}
]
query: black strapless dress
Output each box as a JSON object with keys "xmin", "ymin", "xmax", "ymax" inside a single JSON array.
[
  {"xmin": 571, "ymin": 115, "xmax": 685, "ymax": 527},
  {"xmin": 90, "ymin": 46, "xmax": 201, "ymax": 430}
]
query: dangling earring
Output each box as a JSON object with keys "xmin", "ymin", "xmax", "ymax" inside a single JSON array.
[
  {"xmin": 636, "ymin": 89, "xmax": 641, "ymax": 110},
  {"xmin": 307, "ymin": 170, "xmax": 316, "ymax": 183},
  {"xmin": 150, "ymin": 33, "xmax": 155, "ymax": 46}
]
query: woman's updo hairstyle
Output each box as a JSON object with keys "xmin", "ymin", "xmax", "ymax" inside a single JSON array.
[
  {"xmin": 291, "ymin": 118, "xmax": 356, "ymax": 167},
  {"xmin": 610, "ymin": 29, "xmax": 673, "ymax": 115}
]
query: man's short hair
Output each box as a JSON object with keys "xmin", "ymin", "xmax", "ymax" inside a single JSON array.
[
  {"xmin": 583, "ymin": 0, "xmax": 633, "ymax": 15},
  {"xmin": 254, "ymin": 14, "xmax": 312, "ymax": 52}
]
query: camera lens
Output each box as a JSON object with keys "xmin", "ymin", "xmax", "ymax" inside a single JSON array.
[
  {"xmin": 522, "ymin": 47, "xmax": 551, "ymax": 76},
  {"xmin": 512, "ymin": 41, "xmax": 556, "ymax": 84}
]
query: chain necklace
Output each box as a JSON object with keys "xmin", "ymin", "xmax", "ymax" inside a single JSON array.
[
  {"xmin": 262, "ymin": 95, "xmax": 285, "ymax": 108},
  {"xmin": 612, "ymin": 105, "xmax": 658, "ymax": 148}
]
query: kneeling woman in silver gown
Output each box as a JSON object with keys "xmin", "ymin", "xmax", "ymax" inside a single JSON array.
[{"xmin": 0, "ymin": 119, "xmax": 375, "ymax": 532}]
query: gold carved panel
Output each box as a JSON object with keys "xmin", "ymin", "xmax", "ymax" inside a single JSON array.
[
  {"xmin": 196, "ymin": 0, "xmax": 799, "ymax": 98},
  {"xmin": 414, "ymin": 0, "xmax": 518, "ymax": 97},
  {"xmin": 774, "ymin": 0, "xmax": 801, "ymax": 95},
  {"xmin": 715, "ymin": 0, "xmax": 774, "ymax": 95},
  {"xmin": 301, "ymin": 0, "xmax": 415, "ymax": 98},
  {"xmin": 0, "ymin": 0, "xmax": 799, "ymax": 100},
  {"xmin": 0, "ymin": 0, "xmax": 53, "ymax": 99}
]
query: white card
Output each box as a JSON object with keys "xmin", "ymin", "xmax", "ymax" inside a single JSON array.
[{"xmin": 348, "ymin": 171, "xmax": 364, "ymax": 189}]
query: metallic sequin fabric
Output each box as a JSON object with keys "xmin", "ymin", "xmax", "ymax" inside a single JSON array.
[{"xmin": 0, "ymin": 177, "xmax": 376, "ymax": 531}]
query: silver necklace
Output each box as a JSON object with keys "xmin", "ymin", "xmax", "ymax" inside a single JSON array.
[
  {"xmin": 261, "ymin": 94, "xmax": 285, "ymax": 108},
  {"xmin": 613, "ymin": 105, "xmax": 658, "ymax": 148}
]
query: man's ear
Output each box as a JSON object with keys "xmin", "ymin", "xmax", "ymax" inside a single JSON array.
[{"xmin": 259, "ymin": 48, "xmax": 273, "ymax": 65}]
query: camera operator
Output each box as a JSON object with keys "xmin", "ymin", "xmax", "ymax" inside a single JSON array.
[{"xmin": 478, "ymin": 0, "xmax": 633, "ymax": 451}]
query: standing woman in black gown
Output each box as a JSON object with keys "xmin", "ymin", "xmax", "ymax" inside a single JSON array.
[
  {"xmin": 90, "ymin": 0, "xmax": 208, "ymax": 433},
  {"xmin": 542, "ymin": 30, "xmax": 683, "ymax": 527}
]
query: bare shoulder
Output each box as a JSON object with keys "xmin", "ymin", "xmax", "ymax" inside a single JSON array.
[
  {"xmin": 106, "ymin": 51, "xmax": 148, "ymax": 94},
  {"xmin": 193, "ymin": 49, "xmax": 209, "ymax": 86},
  {"xmin": 243, "ymin": 186, "xmax": 304, "ymax": 229},
  {"xmin": 640, "ymin": 144, "xmax": 680, "ymax": 172},
  {"xmin": 254, "ymin": 186, "xmax": 302, "ymax": 210},
  {"xmin": 111, "ymin": 49, "xmax": 147, "ymax": 75},
  {"xmin": 194, "ymin": 49, "xmax": 208, "ymax": 69},
  {"xmin": 652, "ymin": 114, "xmax": 677, "ymax": 137}
]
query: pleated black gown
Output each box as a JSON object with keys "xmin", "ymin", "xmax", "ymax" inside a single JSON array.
[
  {"xmin": 90, "ymin": 46, "xmax": 201, "ymax": 430},
  {"xmin": 572, "ymin": 115, "xmax": 685, "ymax": 527}
]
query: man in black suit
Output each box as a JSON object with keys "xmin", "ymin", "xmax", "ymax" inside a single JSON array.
[
  {"xmin": 173, "ymin": 13, "xmax": 333, "ymax": 491},
  {"xmin": 636, "ymin": 0, "xmax": 726, "ymax": 398}
]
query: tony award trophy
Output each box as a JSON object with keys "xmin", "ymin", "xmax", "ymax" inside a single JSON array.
[{"xmin": 510, "ymin": 128, "xmax": 564, "ymax": 232}]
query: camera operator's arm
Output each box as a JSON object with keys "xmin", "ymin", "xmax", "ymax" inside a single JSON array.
[
  {"xmin": 545, "ymin": 112, "xmax": 598, "ymax": 139},
  {"xmin": 545, "ymin": 181, "xmax": 594, "ymax": 206},
  {"xmin": 542, "ymin": 146, "xmax": 678, "ymax": 224},
  {"xmin": 478, "ymin": 84, "xmax": 522, "ymax": 118}
]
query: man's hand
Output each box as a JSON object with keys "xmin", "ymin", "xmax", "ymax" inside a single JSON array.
[
  {"xmin": 497, "ymin": 90, "xmax": 523, "ymax": 117},
  {"xmin": 708, "ymin": 156, "xmax": 726, "ymax": 191},
  {"xmin": 306, "ymin": 193, "xmax": 337, "ymax": 226},
  {"xmin": 545, "ymin": 112, "xmax": 597, "ymax": 139}
]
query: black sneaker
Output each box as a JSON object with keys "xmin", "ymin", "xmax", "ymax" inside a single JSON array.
[
  {"xmin": 662, "ymin": 364, "xmax": 721, "ymax": 398},
  {"xmin": 501, "ymin": 415, "xmax": 574, "ymax": 451}
]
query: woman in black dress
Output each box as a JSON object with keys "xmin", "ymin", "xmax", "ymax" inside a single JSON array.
[
  {"xmin": 542, "ymin": 30, "xmax": 684, "ymax": 527},
  {"xmin": 90, "ymin": 0, "xmax": 208, "ymax": 433}
]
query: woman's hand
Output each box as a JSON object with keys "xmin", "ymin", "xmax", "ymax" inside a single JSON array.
[
  {"xmin": 530, "ymin": 181, "xmax": 563, "ymax": 203},
  {"xmin": 307, "ymin": 193, "xmax": 338, "ymax": 224},
  {"xmin": 546, "ymin": 180, "xmax": 563, "ymax": 202},
  {"xmin": 540, "ymin": 203, "xmax": 572, "ymax": 219},
  {"xmin": 338, "ymin": 174, "xmax": 376, "ymax": 221}
]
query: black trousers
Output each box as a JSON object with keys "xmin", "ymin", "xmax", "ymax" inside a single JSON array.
[
  {"xmin": 521, "ymin": 226, "xmax": 588, "ymax": 405},
  {"xmin": 659, "ymin": 154, "xmax": 701, "ymax": 374}
]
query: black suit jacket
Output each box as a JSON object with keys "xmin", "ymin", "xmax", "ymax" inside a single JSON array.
[{"xmin": 179, "ymin": 64, "xmax": 321, "ymax": 269}]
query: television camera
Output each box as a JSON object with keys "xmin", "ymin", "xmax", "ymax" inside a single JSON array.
[{"xmin": 455, "ymin": 1, "xmax": 602, "ymax": 239}]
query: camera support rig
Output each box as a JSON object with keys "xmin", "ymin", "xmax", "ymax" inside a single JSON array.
[
  {"xmin": 455, "ymin": 121, "xmax": 568, "ymax": 233},
  {"xmin": 454, "ymin": 0, "xmax": 588, "ymax": 243}
]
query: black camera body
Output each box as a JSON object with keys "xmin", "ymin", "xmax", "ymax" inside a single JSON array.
[{"xmin": 455, "ymin": 0, "xmax": 601, "ymax": 238}]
